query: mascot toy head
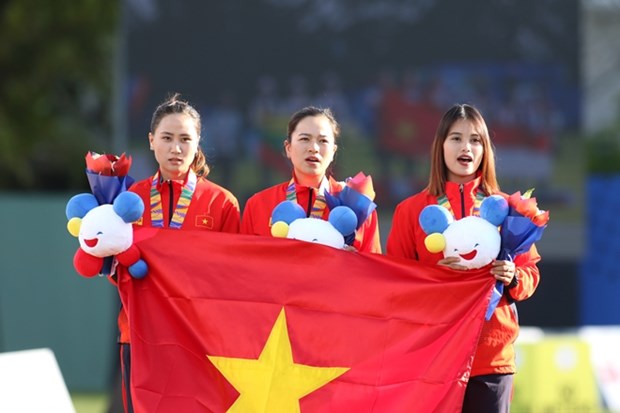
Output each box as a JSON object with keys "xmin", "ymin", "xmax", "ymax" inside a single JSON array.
[
  {"xmin": 65, "ymin": 191, "xmax": 147, "ymax": 278},
  {"xmin": 419, "ymin": 195, "xmax": 509, "ymax": 269},
  {"xmin": 270, "ymin": 201, "xmax": 358, "ymax": 249}
]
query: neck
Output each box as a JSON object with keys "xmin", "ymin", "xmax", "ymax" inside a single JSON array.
[
  {"xmin": 160, "ymin": 169, "xmax": 188, "ymax": 182},
  {"xmin": 295, "ymin": 173, "xmax": 324, "ymax": 188},
  {"xmin": 446, "ymin": 173, "xmax": 476, "ymax": 185}
]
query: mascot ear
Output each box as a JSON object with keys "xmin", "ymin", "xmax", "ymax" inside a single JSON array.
[
  {"xmin": 66, "ymin": 193, "xmax": 99, "ymax": 219},
  {"xmin": 328, "ymin": 206, "xmax": 357, "ymax": 236},
  {"xmin": 419, "ymin": 205, "xmax": 453, "ymax": 235},
  {"xmin": 271, "ymin": 201, "xmax": 306, "ymax": 225},
  {"xmin": 479, "ymin": 195, "xmax": 509, "ymax": 226},
  {"xmin": 113, "ymin": 192, "xmax": 144, "ymax": 223}
]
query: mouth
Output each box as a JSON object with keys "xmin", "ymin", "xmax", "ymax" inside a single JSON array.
[
  {"xmin": 305, "ymin": 156, "xmax": 321, "ymax": 164},
  {"xmin": 457, "ymin": 155, "xmax": 473, "ymax": 164},
  {"xmin": 459, "ymin": 249, "xmax": 477, "ymax": 261},
  {"xmin": 84, "ymin": 238, "xmax": 98, "ymax": 248}
]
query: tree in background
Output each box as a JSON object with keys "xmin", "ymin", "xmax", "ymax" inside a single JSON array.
[{"xmin": 0, "ymin": 0, "xmax": 118, "ymax": 190}]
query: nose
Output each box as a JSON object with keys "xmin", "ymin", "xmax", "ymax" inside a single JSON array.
[
  {"xmin": 171, "ymin": 141, "xmax": 182, "ymax": 153},
  {"xmin": 308, "ymin": 140, "xmax": 319, "ymax": 153}
]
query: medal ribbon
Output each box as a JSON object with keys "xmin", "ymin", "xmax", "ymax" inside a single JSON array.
[
  {"xmin": 150, "ymin": 170, "xmax": 197, "ymax": 228},
  {"xmin": 285, "ymin": 177, "xmax": 329, "ymax": 219}
]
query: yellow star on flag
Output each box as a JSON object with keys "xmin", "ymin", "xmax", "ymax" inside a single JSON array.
[{"xmin": 207, "ymin": 308, "xmax": 349, "ymax": 413}]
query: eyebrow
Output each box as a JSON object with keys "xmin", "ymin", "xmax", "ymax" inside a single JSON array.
[
  {"xmin": 160, "ymin": 131, "xmax": 192, "ymax": 137},
  {"xmin": 297, "ymin": 132, "xmax": 329, "ymax": 138}
]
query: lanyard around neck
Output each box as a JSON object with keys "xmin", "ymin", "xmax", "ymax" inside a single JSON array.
[
  {"xmin": 150, "ymin": 170, "xmax": 197, "ymax": 228},
  {"xmin": 286, "ymin": 177, "xmax": 328, "ymax": 219},
  {"xmin": 437, "ymin": 188, "xmax": 485, "ymax": 218}
]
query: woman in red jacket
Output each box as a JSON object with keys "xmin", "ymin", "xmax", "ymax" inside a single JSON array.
[
  {"xmin": 386, "ymin": 103, "xmax": 540, "ymax": 413},
  {"xmin": 119, "ymin": 93, "xmax": 240, "ymax": 412},
  {"xmin": 241, "ymin": 106, "xmax": 381, "ymax": 253}
]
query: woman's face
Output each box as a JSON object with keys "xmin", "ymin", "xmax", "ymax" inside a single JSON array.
[
  {"xmin": 285, "ymin": 115, "xmax": 337, "ymax": 186},
  {"xmin": 149, "ymin": 113, "xmax": 200, "ymax": 181},
  {"xmin": 442, "ymin": 118, "xmax": 484, "ymax": 184}
]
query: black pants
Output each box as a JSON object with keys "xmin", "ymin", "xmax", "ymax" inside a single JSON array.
[
  {"xmin": 462, "ymin": 373, "xmax": 514, "ymax": 413},
  {"xmin": 120, "ymin": 343, "xmax": 134, "ymax": 413}
]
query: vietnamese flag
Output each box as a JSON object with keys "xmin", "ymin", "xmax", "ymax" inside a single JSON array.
[
  {"xmin": 118, "ymin": 228, "xmax": 494, "ymax": 412},
  {"xmin": 378, "ymin": 91, "xmax": 442, "ymax": 156}
]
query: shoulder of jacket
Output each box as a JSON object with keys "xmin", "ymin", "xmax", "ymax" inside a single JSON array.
[
  {"xmin": 197, "ymin": 178, "xmax": 238, "ymax": 201},
  {"xmin": 128, "ymin": 177, "xmax": 152, "ymax": 193},
  {"xmin": 249, "ymin": 181, "xmax": 287, "ymax": 199}
]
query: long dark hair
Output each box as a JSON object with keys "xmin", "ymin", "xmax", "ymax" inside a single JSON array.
[
  {"xmin": 427, "ymin": 103, "xmax": 499, "ymax": 196},
  {"xmin": 284, "ymin": 106, "xmax": 341, "ymax": 176},
  {"xmin": 285, "ymin": 106, "xmax": 341, "ymax": 143},
  {"xmin": 150, "ymin": 93, "xmax": 210, "ymax": 177}
]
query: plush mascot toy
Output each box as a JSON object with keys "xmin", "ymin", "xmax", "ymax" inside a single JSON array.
[
  {"xmin": 270, "ymin": 200, "xmax": 358, "ymax": 249},
  {"xmin": 419, "ymin": 192, "xmax": 549, "ymax": 320},
  {"xmin": 419, "ymin": 195, "xmax": 509, "ymax": 269},
  {"xmin": 65, "ymin": 189, "xmax": 148, "ymax": 278}
]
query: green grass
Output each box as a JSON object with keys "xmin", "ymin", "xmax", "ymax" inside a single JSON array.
[{"xmin": 70, "ymin": 393, "xmax": 109, "ymax": 413}]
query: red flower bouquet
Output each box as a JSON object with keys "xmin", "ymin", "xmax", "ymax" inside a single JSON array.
[
  {"xmin": 326, "ymin": 172, "xmax": 376, "ymax": 229},
  {"xmin": 486, "ymin": 189, "xmax": 550, "ymax": 319},
  {"xmin": 85, "ymin": 152, "xmax": 134, "ymax": 205},
  {"xmin": 325, "ymin": 172, "xmax": 377, "ymax": 246}
]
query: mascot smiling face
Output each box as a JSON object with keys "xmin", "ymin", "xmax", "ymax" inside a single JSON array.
[
  {"xmin": 78, "ymin": 204, "xmax": 134, "ymax": 257},
  {"xmin": 66, "ymin": 191, "xmax": 147, "ymax": 278},
  {"xmin": 442, "ymin": 216, "xmax": 501, "ymax": 268},
  {"xmin": 419, "ymin": 195, "xmax": 509, "ymax": 269}
]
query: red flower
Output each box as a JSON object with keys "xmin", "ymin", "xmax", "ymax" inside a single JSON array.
[
  {"xmin": 507, "ymin": 191, "xmax": 550, "ymax": 227},
  {"xmin": 329, "ymin": 172, "xmax": 375, "ymax": 201},
  {"xmin": 85, "ymin": 152, "xmax": 132, "ymax": 176}
]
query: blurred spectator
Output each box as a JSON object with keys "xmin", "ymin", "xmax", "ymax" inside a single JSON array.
[{"xmin": 203, "ymin": 90, "xmax": 244, "ymax": 188}]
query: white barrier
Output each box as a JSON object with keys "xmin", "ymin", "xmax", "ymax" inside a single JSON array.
[
  {"xmin": 579, "ymin": 326, "xmax": 620, "ymax": 411},
  {"xmin": 0, "ymin": 348, "xmax": 75, "ymax": 413}
]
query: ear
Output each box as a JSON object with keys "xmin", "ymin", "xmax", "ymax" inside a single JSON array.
[
  {"xmin": 271, "ymin": 200, "xmax": 305, "ymax": 225},
  {"xmin": 419, "ymin": 205, "xmax": 453, "ymax": 235},
  {"xmin": 66, "ymin": 193, "xmax": 99, "ymax": 219},
  {"xmin": 480, "ymin": 195, "xmax": 509, "ymax": 226},
  {"xmin": 328, "ymin": 206, "xmax": 357, "ymax": 236},
  {"xmin": 148, "ymin": 132, "xmax": 154, "ymax": 150},
  {"xmin": 113, "ymin": 192, "xmax": 145, "ymax": 223},
  {"xmin": 284, "ymin": 139, "xmax": 291, "ymax": 159}
]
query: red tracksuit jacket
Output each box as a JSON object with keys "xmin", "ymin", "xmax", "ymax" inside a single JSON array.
[
  {"xmin": 241, "ymin": 178, "xmax": 382, "ymax": 254},
  {"xmin": 387, "ymin": 177, "xmax": 540, "ymax": 376},
  {"xmin": 116, "ymin": 171, "xmax": 240, "ymax": 343}
]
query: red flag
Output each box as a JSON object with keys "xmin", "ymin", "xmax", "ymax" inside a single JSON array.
[
  {"xmin": 119, "ymin": 228, "xmax": 494, "ymax": 413},
  {"xmin": 378, "ymin": 92, "xmax": 442, "ymax": 156}
]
